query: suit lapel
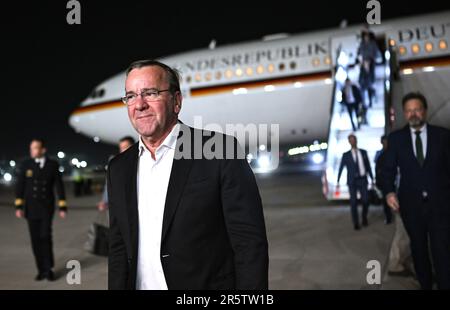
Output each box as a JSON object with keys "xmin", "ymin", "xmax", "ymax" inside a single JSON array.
[
  {"xmin": 125, "ymin": 144, "xmax": 139, "ymax": 259},
  {"xmin": 423, "ymin": 124, "xmax": 433, "ymax": 168},
  {"xmin": 161, "ymin": 125, "xmax": 194, "ymax": 243}
]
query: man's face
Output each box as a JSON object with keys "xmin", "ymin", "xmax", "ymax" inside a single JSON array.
[
  {"xmin": 118, "ymin": 140, "xmax": 132, "ymax": 153},
  {"xmin": 29, "ymin": 141, "xmax": 45, "ymax": 159},
  {"xmin": 125, "ymin": 66, "xmax": 181, "ymax": 140},
  {"xmin": 403, "ymin": 99, "xmax": 427, "ymax": 128},
  {"xmin": 348, "ymin": 136, "xmax": 357, "ymax": 148}
]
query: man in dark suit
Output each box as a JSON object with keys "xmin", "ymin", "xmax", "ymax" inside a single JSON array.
[
  {"xmin": 340, "ymin": 78, "xmax": 362, "ymax": 131},
  {"xmin": 382, "ymin": 92, "xmax": 450, "ymax": 289},
  {"xmin": 107, "ymin": 60, "xmax": 268, "ymax": 290},
  {"xmin": 14, "ymin": 138, "xmax": 67, "ymax": 281},
  {"xmin": 337, "ymin": 134, "xmax": 374, "ymax": 230}
]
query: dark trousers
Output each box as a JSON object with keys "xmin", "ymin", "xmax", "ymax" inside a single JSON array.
[
  {"xmin": 382, "ymin": 199, "xmax": 393, "ymax": 223},
  {"xmin": 27, "ymin": 217, "xmax": 54, "ymax": 274},
  {"xmin": 401, "ymin": 206, "xmax": 450, "ymax": 289},
  {"xmin": 348, "ymin": 178, "xmax": 369, "ymax": 227},
  {"xmin": 345, "ymin": 103, "xmax": 360, "ymax": 131}
]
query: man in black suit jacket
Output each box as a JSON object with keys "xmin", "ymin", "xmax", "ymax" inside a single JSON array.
[
  {"xmin": 14, "ymin": 138, "xmax": 67, "ymax": 281},
  {"xmin": 340, "ymin": 78, "xmax": 362, "ymax": 131},
  {"xmin": 383, "ymin": 92, "xmax": 450, "ymax": 289},
  {"xmin": 108, "ymin": 60, "xmax": 268, "ymax": 290},
  {"xmin": 337, "ymin": 134, "xmax": 374, "ymax": 230}
]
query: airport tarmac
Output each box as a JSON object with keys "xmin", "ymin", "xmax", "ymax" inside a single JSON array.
[{"xmin": 0, "ymin": 169, "xmax": 419, "ymax": 290}]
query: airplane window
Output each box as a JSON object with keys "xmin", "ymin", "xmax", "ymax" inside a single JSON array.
[
  {"xmin": 256, "ymin": 65, "xmax": 264, "ymax": 74},
  {"xmin": 290, "ymin": 61, "xmax": 297, "ymax": 70},
  {"xmin": 195, "ymin": 73, "xmax": 202, "ymax": 82},
  {"xmin": 399, "ymin": 46, "xmax": 407, "ymax": 55},
  {"xmin": 225, "ymin": 69, "xmax": 233, "ymax": 79},
  {"xmin": 279, "ymin": 63, "xmax": 285, "ymax": 71},
  {"xmin": 235, "ymin": 68, "xmax": 243, "ymax": 77},
  {"xmin": 411, "ymin": 43, "xmax": 420, "ymax": 54},
  {"xmin": 267, "ymin": 64, "xmax": 275, "ymax": 73},
  {"xmin": 324, "ymin": 56, "xmax": 331, "ymax": 65},
  {"xmin": 205, "ymin": 72, "xmax": 212, "ymax": 81},
  {"xmin": 439, "ymin": 40, "xmax": 448, "ymax": 50},
  {"xmin": 185, "ymin": 76, "xmax": 192, "ymax": 83},
  {"xmin": 246, "ymin": 67, "xmax": 253, "ymax": 76},
  {"xmin": 98, "ymin": 89, "xmax": 105, "ymax": 97},
  {"xmin": 425, "ymin": 42, "xmax": 433, "ymax": 53},
  {"xmin": 312, "ymin": 58, "xmax": 320, "ymax": 66},
  {"xmin": 215, "ymin": 72, "xmax": 222, "ymax": 80}
]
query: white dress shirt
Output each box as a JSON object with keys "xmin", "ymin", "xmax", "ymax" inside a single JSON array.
[
  {"xmin": 136, "ymin": 123, "xmax": 179, "ymax": 290},
  {"xmin": 410, "ymin": 124, "xmax": 427, "ymax": 160},
  {"xmin": 344, "ymin": 84, "xmax": 356, "ymax": 104},
  {"xmin": 351, "ymin": 148, "xmax": 366, "ymax": 177},
  {"xmin": 35, "ymin": 157, "xmax": 46, "ymax": 169}
]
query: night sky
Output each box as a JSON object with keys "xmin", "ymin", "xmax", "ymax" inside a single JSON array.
[{"xmin": 1, "ymin": 1, "xmax": 448, "ymax": 166}]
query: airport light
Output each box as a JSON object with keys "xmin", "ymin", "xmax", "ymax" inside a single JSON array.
[
  {"xmin": 312, "ymin": 153, "xmax": 324, "ymax": 164},
  {"xmin": 423, "ymin": 66, "xmax": 435, "ymax": 72},
  {"xmin": 59, "ymin": 166, "xmax": 65, "ymax": 173},
  {"xmin": 335, "ymin": 67, "xmax": 347, "ymax": 84},
  {"xmin": 257, "ymin": 154, "xmax": 271, "ymax": 169},
  {"xmin": 402, "ymin": 68, "xmax": 413, "ymax": 75},
  {"xmin": 57, "ymin": 151, "xmax": 65, "ymax": 159},
  {"xmin": 9, "ymin": 160, "xmax": 16, "ymax": 167},
  {"xmin": 93, "ymin": 136, "xmax": 100, "ymax": 143},
  {"xmin": 80, "ymin": 161, "xmax": 87, "ymax": 168},
  {"xmin": 4, "ymin": 173, "xmax": 12, "ymax": 182},
  {"xmin": 232, "ymin": 88, "xmax": 248, "ymax": 95},
  {"xmin": 264, "ymin": 85, "xmax": 275, "ymax": 92},
  {"xmin": 259, "ymin": 144, "xmax": 266, "ymax": 152},
  {"xmin": 71, "ymin": 158, "xmax": 79, "ymax": 165},
  {"xmin": 337, "ymin": 52, "xmax": 349, "ymax": 67},
  {"xmin": 246, "ymin": 153, "xmax": 253, "ymax": 164}
]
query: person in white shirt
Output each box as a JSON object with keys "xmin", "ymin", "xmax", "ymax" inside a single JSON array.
[
  {"xmin": 336, "ymin": 134, "xmax": 374, "ymax": 230},
  {"xmin": 107, "ymin": 60, "xmax": 268, "ymax": 290}
]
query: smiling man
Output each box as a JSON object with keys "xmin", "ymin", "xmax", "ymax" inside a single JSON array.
[{"xmin": 107, "ymin": 60, "xmax": 268, "ymax": 290}]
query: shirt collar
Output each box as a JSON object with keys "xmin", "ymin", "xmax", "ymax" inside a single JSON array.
[
  {"xmin": 410, "ymin": 123, "xmax": 427, "ymax": 135},
  {"xmin": 138, "ymin": 122, "xmax": 180, "ymax": 157}
]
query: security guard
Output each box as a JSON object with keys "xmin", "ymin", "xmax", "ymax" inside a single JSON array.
[{"xmin": 14, "ymin": 138, "xmax": 67, "ymax": 281}]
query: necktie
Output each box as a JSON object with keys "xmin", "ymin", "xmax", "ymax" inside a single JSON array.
[{"xmin": 415, "ymin": 131, "xmax": 424, "ymax": 166}]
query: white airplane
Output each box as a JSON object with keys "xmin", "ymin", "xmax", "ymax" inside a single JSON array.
[{"xmin": 69, "ymin": 11, "xmax": 450, "ymax": 183}]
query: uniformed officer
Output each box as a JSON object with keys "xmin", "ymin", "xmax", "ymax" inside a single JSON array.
[{"xmin": 14, "ymin": 138, "xmax": 67, "ymax": 281}]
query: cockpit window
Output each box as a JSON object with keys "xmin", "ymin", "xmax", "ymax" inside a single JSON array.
[{"xmin": 90, "ymin": 88, "xmax": 105, "ymax": 99}]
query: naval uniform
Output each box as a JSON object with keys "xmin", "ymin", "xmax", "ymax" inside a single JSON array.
[{"xmin": 14, "ymin": 156, "xmax": 67, "ymax": 276}]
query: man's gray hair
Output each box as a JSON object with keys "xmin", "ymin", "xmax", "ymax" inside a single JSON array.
[{"xmin": 126, "ymin": 59, "xmax": 181, "ymax": 93}]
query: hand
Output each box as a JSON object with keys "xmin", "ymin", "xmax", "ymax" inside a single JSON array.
[
  {"xmin": 15, "ymin": 209, "xmax": 24, "ymax": 218},
  {"xmin": 97, "ymin": 201, "xmax": 107, "ymax": 212},
  {"xmin": 59, "ymin": 211, "xmax": 67, "ymax": 219},
  {"xmin": 386, "ymin": 193, "xmax": 400, "ymax": 212}
]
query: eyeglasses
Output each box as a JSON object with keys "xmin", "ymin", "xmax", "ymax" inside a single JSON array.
[{"xmin": 121, "ymin": 88, "xmax": 170, "ymax": 105}]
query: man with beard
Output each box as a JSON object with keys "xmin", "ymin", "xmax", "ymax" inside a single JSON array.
[{"xmin": 382, "ymin": 92, "xmax": 450, "ymax": 289}]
